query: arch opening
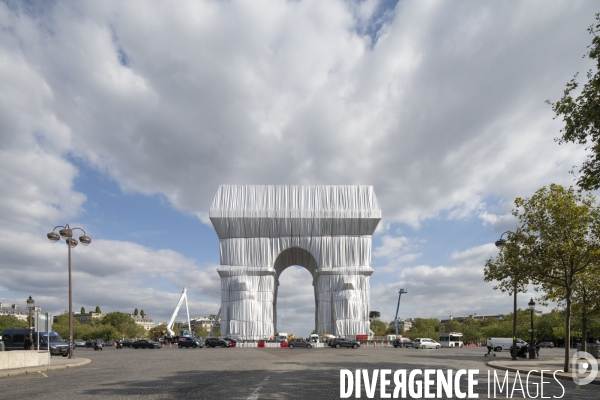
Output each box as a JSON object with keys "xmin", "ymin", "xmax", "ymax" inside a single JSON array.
[{"xmin": 273, "ymin": 247, "xmax": 318, "ymax": 334}]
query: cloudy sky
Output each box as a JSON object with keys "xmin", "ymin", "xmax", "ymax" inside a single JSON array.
[{"xmin": 0, "ymin": 0, "xmax": 597, "ymax": 337}]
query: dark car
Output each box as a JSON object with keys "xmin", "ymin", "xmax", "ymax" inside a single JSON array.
[
  {"xmin": 392, "ymin": 338, "xmax": 413, "ymax": 348},
  {"xmin": 132, "ymin": 339, "xmax": 161, "ymax": 349},
  {"xmin": 330, "ymin": 338, "xmax": 360, "ymax": 349},
  {"xmin": 2, "ymin": 329, "xmax": 69, "ymax": 356},
  {"xmin": 205, "ymin": 338, "xmax": 231, "ymax": 348},
  {"xmin": 288, "ymin": 338, "xmax": 313, "ymax": 349},
  {"xmin": 539, "ymin": 341, "xmax": 554, "ymax": 348},
  {"xmin": 178, "ymin": 337, "xmax": 202, "ymax": 348}
]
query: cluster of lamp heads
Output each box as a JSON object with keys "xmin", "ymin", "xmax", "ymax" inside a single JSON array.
[{"xmin": 47, "ymin": 224, "xmax": 91, "ymax": 248}]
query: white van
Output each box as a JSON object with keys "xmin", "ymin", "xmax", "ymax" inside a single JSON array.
[{"xmin": 490, "ymin": 337, "xmax": 527, "ymax": 352}]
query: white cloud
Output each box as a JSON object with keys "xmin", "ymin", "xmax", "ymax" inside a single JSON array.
[{"xmin": 0, "ymin": 0, "xmax": 594, "ymax": 333}]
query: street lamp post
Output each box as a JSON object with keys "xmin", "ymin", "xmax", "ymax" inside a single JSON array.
[
  {"xmin": 528, "ymin": 298, "xmax": 536, "ymax": 359},
  {"xmin": 27, "ymin": 295, "xmax": 34, "ymax": 350},
  {"xmin": 394, "ymin": 289, "xmax": 408, "ymax": 335},
  {"xmin": 495, "ymin": 231, "xmax": 519, "ymax": 361},
  {"xmin": 47, "ymin": 224, "xmax": 91, "ymax": 359}
]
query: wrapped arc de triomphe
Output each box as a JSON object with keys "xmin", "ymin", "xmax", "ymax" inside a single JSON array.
[{"xmin": 209, "ymin": 185, "xmax": 381, "ymax": 340}]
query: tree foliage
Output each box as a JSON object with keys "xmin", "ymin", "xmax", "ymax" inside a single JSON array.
[
  {"xmin": 369, "ymin": 311, "xmax": 381, "ymax": 320},
  {"xmin": 370, "ymin": 320, "xmax": 387, "ymax": 336},
  {"xmin": 101, "ymin": 312, "xmax": 146, "ymax": 339},
  {"xmin": 485, "ymin": 185, "xmax": 600, "ymax": 371},
  {"xmin": 95, "ymin": 306, "xmax": 101, "ymax": 313},
  {"xmin": 0, "ymin": 316, "xmax": 28, "ymax": 332},
  {"xmin": 550, "ymin": 13, "xmax": 600, "ymax": 190}
]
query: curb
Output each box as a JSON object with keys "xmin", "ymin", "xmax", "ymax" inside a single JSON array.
[
  {"xmin": 0, "ymin": 358, "xmax": 91, "ymax": 378},
  {"xmin": 486, "ymin": 361, "xmax": 600, "ymax": 386}
]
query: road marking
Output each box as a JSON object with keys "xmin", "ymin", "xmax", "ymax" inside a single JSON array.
[
  {"xmin": 38, "ymin": 371, "xmax": 48, "ymax": 378},
  {"xmin": 246, "ymin": 376, "xmax": 270, "ymax": 400}
]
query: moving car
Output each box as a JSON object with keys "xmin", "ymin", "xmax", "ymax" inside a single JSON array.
[
  {"xmin": 74, "ymin": 340, "xmax": 86, "ymax": 347},
  {"xmin": 205, "ymin": 338, "xmax": 231, "ymax": 348},
  {"xmin": 1, "ymin": 329, "xmax": 70, "ymax": 356},
  {"xmin": 489, "ymin": 337, "xmax": 527, "ymax": 352},
  {"xmin": 288, "ymin": 338, "xmax": 313, "ymax": 349},
  {"xmin": 132, "ymin": 339, "xmax": 161, "ymax": 349},
  {"xmin": 330, "ymin": 338, "xmax": 360, "ymax": 349},
  {"xmin": 412, "ymin": 338, "xmax": 440, "ymax": 349},
  {"xmin": 178, "ymin": 337, "xmax": 203, "ymax": 348},
  {"xmin": 392, "ymin": 338, "xmax": 413, "ymax": 348},
  {"xmin": 539, "ymin": 341, "xmax": 554, "ymax": 348}
]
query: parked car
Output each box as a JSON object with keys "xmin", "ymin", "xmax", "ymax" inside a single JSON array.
[
  {"xmin": 120, "ymin": 339, "xmax": 134, "ymax": 348},
  {"xmin": 539, "ymin": 341, "xmax": 554, "ymax": 348},
  {"xmin": 288, "ymin": 338, "xmax": 313, "ymax": 349},
  {"xmin": 205, "ymin": 338, "xmax": 231, "ymax": 348},
  {"xmin": 178, "ymin": 337, "xmax": 203, "ymax": 348},
  {"xmin": 392, "ymin": 338, "xmax": 413, "ymax": 348},
  {"xmin": 74, "ymin": 339, "xmax": 86, "ymax": 347},
  {"xmin": 105, "ymin": 340, "xmax": 115, "ymax": 347},
  {"xmin": 330, "ymin": 338, "xmax": 360, "ymax": 349},
  {"xmin": 412, "ymin": 338, "xmax": 441, "ymax": 349},
  {"xmin": 132, "ymin": 339, "xmax": 161, "ymax": 349}
]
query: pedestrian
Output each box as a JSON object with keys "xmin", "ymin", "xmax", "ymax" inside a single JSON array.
[
  {"xmin": 595, "ymin": 339, "xmax": 600, "ymax": 345},
  {"xmin": 24, "ymin": 337, "xmax": 31, "ymax": 350},
  {"xmin": 535, "ymin": 340, "xmax": 540, "ymax": 358},
  {"xmin": 486, "ymin": 337, "xmax": 493, "ymax": 355}
]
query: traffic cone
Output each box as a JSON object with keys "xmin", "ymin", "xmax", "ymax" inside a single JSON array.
[
  {"xmin": 170, "ymin": 342, "xmax": 172, "ymax": 348},
  {"xmin": 162, "ymin": 342, "xmax": 164, "ymax": 348},
  {"xmin": 374, "ymin": 341, "xmax": 376, "ymax": 348}
]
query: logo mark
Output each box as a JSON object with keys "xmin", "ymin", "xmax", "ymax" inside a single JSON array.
[{"xmin": 571, "ymin": 351, "xmax": 598, "ymax": 386}]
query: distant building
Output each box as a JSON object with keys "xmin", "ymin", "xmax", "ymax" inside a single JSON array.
[
  {"xmin": 440, "ymin": 313, "xmax": 505, "ymax": 325},
  {"xmin": 168, "ymin": 315, "xmax": 221, "ymax": 332},
  {"xmin": 130, "ymin": 314, "xmax": 155, "ymax": 331},
  {"xmin": 73, "ymin": 311, "xmax": 105, "ymax": 324},
  {"xmin": 388, "ymin": 318, "xmax": 413, "ymax": 332},
  {"xmin": 0, "ymin": 303, "xmax": 42, "ymax": 321}
]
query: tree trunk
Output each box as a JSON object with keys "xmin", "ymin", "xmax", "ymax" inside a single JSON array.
[
  {"xmin": 564, "ymin": 288, "xmax": 572, "ymax": 372},
  {"xmin": 581, "ymin": 315, "xmax": 588, "ymax": 353}
]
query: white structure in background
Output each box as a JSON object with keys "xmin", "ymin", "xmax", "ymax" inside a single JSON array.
[
  {"xmin": 0, "ymin": 303, "xmax": 42, "ymax": 321},
  {"xmin": 131, "ymin": 315, "xmax": 155, "ymax": 331},
  {"xmin": 166, "ymin": 288, "xmax": 191, "ymax": 336},
  {"xmin": 210, "ymin": 185, "xmax": 381, "ymax": 340}
]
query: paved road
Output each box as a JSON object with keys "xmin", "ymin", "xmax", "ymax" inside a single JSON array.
[{"xmin": 0, "ymin": 346, "xmax": 596, "ymax": 399}]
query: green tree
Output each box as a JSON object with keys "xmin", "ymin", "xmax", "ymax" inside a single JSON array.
[
  {"xmin": 513, "ymin": 185, "xmax": 600, "ymax": 371},
  {"xmin": 95, "ymin": 306, "xmax": 101, "ymax": 313},
  {"xmin": 441, "ymin": 320, "xmax": 462, "ymax": 334},
  {"xmin": 369, "ymin": 311, "xmax": 381, "ymax": 320},
  {"xmin": 0, "ymin": 315, "xmax": 28, "ymax": 331},
  {"xmin": 80, "ymin": 307, "xmax": 85, "ymax": 314},
  {"xmin": 101, "ymin": 312, "xmax": 145, "ymax": 338},
  {"xmin": 484, "ymin": 229, "xmax": 532, "ymax": 359},
  {"xmin": 140, "ymin": 309, "xmax": 145, "ymax": 317},
  {"xmin": 549, "ymin": 14, "xmax": 600, "ymax": 190},
  {"xmin": 133, "ymin": 308, "xmax": 138, "ymax": 316},
  {"xmin": 370, "ymin": 320, "xmax": 387, "ymax": 336},
  {"xmin": 194, "ymin": 326, "xmax": 209, "ymax": 339}
]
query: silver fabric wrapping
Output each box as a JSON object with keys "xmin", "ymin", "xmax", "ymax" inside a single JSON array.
[{"xmin": 210, "ymin": 185, "xmax": 381, "ymax": 340}]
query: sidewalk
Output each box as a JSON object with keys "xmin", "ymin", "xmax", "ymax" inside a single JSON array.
[
  {"xmin": 0, "ymin": 357, "xmax": 90, "ymax": 378},
  {"xmin": 487, "ymin": 357, "xmax": 600, "ymax": 386}
]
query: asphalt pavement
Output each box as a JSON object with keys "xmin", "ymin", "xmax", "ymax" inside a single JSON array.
[{"xmin": 0, "ymin": 345, "xmax": 597, "ymax": 399}]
